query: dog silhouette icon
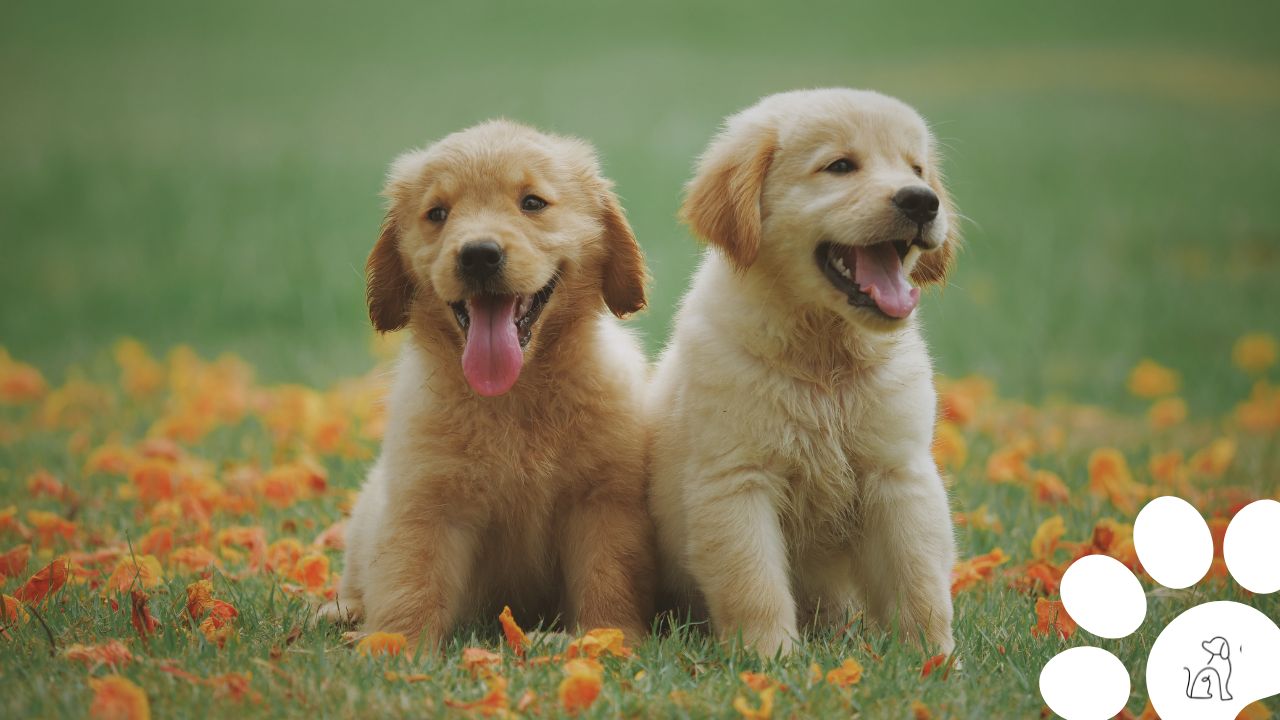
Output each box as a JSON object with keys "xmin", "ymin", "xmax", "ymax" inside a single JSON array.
[{"xmin": 1184, "ymin": 636, "xmax": 1233, "ymax": 701}]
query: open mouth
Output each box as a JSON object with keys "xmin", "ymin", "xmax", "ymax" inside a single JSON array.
[
  {"xmin": 448, "ymin": 275, "xmax": 557, "ymax": 397},
  {"xmin": 449, "ymin": 276, "xmax": 557, "ymax": 349},
  {"xmin": 816, "ymin": 239, "xmax": 920, "ymax": 320}
]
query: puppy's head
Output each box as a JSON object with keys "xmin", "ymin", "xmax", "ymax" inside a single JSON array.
[
  {"xmin": 367, "ymin": 120, "xmax": 646, "ymax": 397},
  {"xmin": 681, "ymin": 89, "xmax": 958, "ymax": 332}
]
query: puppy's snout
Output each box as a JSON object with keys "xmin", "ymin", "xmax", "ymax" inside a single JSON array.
[
  {"xmin": 457, "ymin": 240, "xmax": 505, "ymax": 281},
  {"xmin": 892, "ymin": 186, "xmax": 940, "ymax": 225}
]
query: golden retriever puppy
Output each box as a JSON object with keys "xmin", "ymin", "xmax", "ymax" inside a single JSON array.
[
  {"xmin": 649, "ymin": 89, "xmax": 958, "ymax": 656},
  {"xmin": 324, "ymin": 120, "xmax": 655, "ymax": 645}
]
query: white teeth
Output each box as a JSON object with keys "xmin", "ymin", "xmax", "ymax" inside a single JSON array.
[
  {"xmin": 516, "ymin": 295, "xmax": 532, "ymax": 319},
  {"xmin": 831, "ymin": 256, "xmax": 852, "ymax": 280}
]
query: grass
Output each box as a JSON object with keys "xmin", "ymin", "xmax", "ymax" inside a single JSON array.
[{"xmin": 2, "ymin": 0, "xmax": 1280, "ymax": 717}]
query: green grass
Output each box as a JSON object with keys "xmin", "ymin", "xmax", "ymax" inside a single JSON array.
[{"xmin": 2, "ymin": 0, "xmax": 1280, "ymax": 717}]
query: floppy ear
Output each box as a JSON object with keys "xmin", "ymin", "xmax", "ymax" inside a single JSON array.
[
  {"xmin": 679, "ymin": 119, "xmax": 776, "ymax": 270},
  {"xmin": 366, "ymin": 212, "xmax": 417, "ymax": 333},
  {"xmin": 911, "ymin": 165, "xmax": 960, "ymax": 286},
  {"xmin": 598, "ymin": 188, "xmax": 648, "ymax": 318},
  {"xmin": 1216, "ymin": 638, "xmax": 1229, "ymax": 659}
]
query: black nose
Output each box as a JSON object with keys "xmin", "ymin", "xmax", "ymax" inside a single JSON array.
[
  {"xmin": 892, "ymin": 186, "xmax": 940, "ymax": 225},
  {"xmin": 457, "ymin": 240, "xmax": 505, "ymax": 281}
]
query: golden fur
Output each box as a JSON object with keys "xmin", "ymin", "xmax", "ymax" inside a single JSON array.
[
  {"xmin": 324, "ymin": 120, "xmax": 655, "ymax": 644},
  {"xmin": 649, "ymin": 89, "xmax": 959, "ymax": 655}
]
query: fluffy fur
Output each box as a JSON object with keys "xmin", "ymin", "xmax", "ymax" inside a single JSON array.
[
  {"xmin": 648, "ymin": 89, "xmax": 959, "ymax": 656},
  {"xmin": 324, "ymin": 120, "xmax": 655, "ymax": 645}
]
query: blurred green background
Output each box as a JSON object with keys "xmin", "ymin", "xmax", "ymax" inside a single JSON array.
[{"xmin": 3, "ymin": 0, "xmax": 1278, "ymax": 411}]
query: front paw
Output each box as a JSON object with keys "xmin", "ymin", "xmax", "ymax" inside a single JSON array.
[
  {"xmin": 317, "ymin": 598, "xmax": 364, "ymax": 625},
  {"xmin": 740, "ymin": 626, "xmax": 796, "ymax": 657}
]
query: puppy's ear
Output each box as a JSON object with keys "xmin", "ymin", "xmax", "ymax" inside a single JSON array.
[
  {"xmin": 599, "ymin": 188, "xmax": 649, "ymax": 318},
  {"xmin": 366, "ymin": 150, "xmax": 428, "ymax": 332},
  {"xmin": 366, "ymin": 213, "xmax": 416, "ymax": 332},
  {"xmin": 911, "ymin": 164, "xmax": 960, "ymax": 286},
  {"xmin": 680, "ymin": 119, "xmax": 776, "ymax": 270}
]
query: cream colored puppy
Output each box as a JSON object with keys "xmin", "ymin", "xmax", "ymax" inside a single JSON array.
[
  {"xmin": 649, "ymin": 89, "xmax": 958, "ymax": 656},
  {"xmin": 324, "ymin": 120, "xmax": 655, "ymax": 646}
]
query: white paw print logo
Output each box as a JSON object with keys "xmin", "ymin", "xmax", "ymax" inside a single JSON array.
[{"xmin": 1039, "ymin": 497, "xmax": 1280, "ymax": 720}]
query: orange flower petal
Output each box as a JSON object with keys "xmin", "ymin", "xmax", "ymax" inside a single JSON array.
[{"xmin": 88, "ymin": 675, "xmax": 150, "ymax": 720}]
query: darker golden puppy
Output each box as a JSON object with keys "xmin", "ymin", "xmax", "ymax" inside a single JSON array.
[{"xmin": 323, "ymin": 120, "xmax": 655, "ymax": 646}]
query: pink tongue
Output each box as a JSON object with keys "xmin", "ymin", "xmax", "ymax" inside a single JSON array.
[
  {"xmin": 461, "ymin": 295, "xmax": 523, "ymax": 397},
  {"xmin": 854, "ymin": 244, "xmax": 920, "ymax": 319}
]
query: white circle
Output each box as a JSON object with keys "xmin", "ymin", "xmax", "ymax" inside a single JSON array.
[
  {"xmin": 1223, "ymin": 499, "xmax": 1280, "ymax": 594},
  {"xmin": 1060, "ymin": 554, "xmax": 1146, "ymax": 639},
  {"xmin": 1039, "ymin": 646, "xmax": 1131, "ymax": 720},
  {"xmin": 1134, "ymin": 496, "xmax": 1213, "ymax": 589}
]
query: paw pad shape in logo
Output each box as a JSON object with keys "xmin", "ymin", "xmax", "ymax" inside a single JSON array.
[{"xmin": 1038, "ymin": 497, "xmax": 1280, "ymax": 720}]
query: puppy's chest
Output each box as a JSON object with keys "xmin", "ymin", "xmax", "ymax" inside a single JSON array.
[{"xmin": 766, "ymin": 380, "xmax": 888, "ymax": 541}]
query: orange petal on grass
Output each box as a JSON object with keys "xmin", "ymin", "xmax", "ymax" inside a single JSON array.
[
  {"xmin": 566, "ymin": 628, "xmax": 632, "ymax": 659},
  {"xmin": 446, "ymin": 675, "xmax": 510, "ymax": 716},
  {"xmin": 1087, "ymin": 448, "xmax": 1147, "ymax": 514},
  {"xmin": 1031, "ymin": 598, "xmax": 1078, "ymax": 639},
  {"xmin": 2, "ymin": 593, "xmax": 28, "ymax": 624},
  {"xmin": 950, "ymin": 548, "xmax": 1008, "ymax": 595},
  {"xmin": 732, "ymin": 685, "xmax": 775, "ymax": 720},
  {"xmin": 14, "ymin": 557, "xmax": 69, "ymax": 603},
  {"xmin": 103, "ymin": 555, "xmax": 164, "ymax": 596},
  {"xmin": 84, "ymin": 443, "xmax": 138, "ymax": 477},
  {"xmin": 64, "ymin": 640, "xmax": 134, "ymax": 669},
  {"xmin": 26, "ymin": 510, "xmax": 78, "ymax": 547},
  {"xmin": 462, "ymin": 647, "xmax": 503, "ymax": 674},
  {"xmin": 288, "ymin": 553, "xmax": 330, "ymax": 592},
  {"xmin": 985, "ymin": 445, "xmax": 1030, "ymax": 484},
  {"xmin": 1031, "ymin": 470, "xmax": 1070, "ymax": 505},
  {"xmin": 169, "ymin": 546, "xmax": 217, "ymax": 575},
  {"xmin": 26, "ymin": 469, "xmax": 67, "ymax": 500},
  {"xmin": 205, "ymin": 672, "xmax": 262, "ymax": 704},
  {"xmin": 825, "ymin": 658, "xmax": 864, "ymax": 688},
  {"xmin": 88, "ymin": 674, "xmax": 150, "ymax": 720},
  {"xmin": 0, "ymin": 543, "xmax": 31, "ymax": 580},
  {"xmin": 130, "ymin": 590, "xmax": 161, "ymax": 638},
  {"xmin": 1188, "ymin": 438, "xmax": 1236, "ymax": 479},
  {"xmin": 1017, "ymin": 561, "xmax": 1065, "ymax": 596},
  {"xmin": 824, "ymin": 657, "xmax": 865, "ymax": 688},
  {"xmin": 136, "ymin": 526, "xmax": 174, "ymax": 560},
  {"xmin": 498, "ymin": 605, "xmax": 528, "ymax": 656},
  {"xmin": 198, "ymin": 600, "xmax": 238, "ymax": 647},
  {"xmin": 920, "ymin": 654, "xmax": 952, "ymax": 680},
  {"xmin": 1031, "ymin": 516, "xmax": 1066, "ymax": 562},
  {"xmin": 186, "ymin": 579, "xmax": 215, "ymax": 620},
  {"xmin": 739, "ymin": 671, "xmax": 779, "ymax": 692},
  {"xmin": 559, "ymin": 658, "xmax": 604, "ymax": 715},
  {"xmin": 356, "ymin": 631, "xmax": 407, "ymax": 657}
]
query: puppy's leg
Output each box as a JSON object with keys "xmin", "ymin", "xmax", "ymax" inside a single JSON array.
[
  {"xmin": 362, "ymin": 498, "xmax": 478, "ymax": 649},
  {"xmin": 320, "ymin": 480, "xmax": 379, "ymax": 624},
  {"xmin": 854, "ymin": 460, "xmax": 956, "ymax": 654},
  {"xmin": 561, "ymin": 481, "xmax": 655, "ymax": 640},
  {"xmin": 686, "ymin": 471, "xmax": 797, "ymax": 656}
]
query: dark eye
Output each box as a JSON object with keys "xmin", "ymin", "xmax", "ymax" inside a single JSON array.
[
  {"xmin": 823, "ymin": 158, "xmax": 857, "ymax": 174},
  {"xmin": 912, "ymin": 164, "xmax": 924, "ymax": 178},
  {"xmin": 521, "ymin": 194, "xmax": 548, "ymax": 212},
  {"xmin": 426, "ymin": 207, "xmax": 448, "ymax": 223}
]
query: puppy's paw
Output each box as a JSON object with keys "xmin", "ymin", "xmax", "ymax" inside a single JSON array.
[
  {"xmin": 740, "ymin": 628, "xmax": 796, "ymax": 658},
  {"xmin": 317, "ymin": 599, "xmax": 364, "ymax": 625}
]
